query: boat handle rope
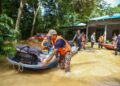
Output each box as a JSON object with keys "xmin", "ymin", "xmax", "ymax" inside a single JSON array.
[
  {"xmin": 12, "ymin": 63, "xmax": 16, "ymax": 70},
  {"xmin": 17, "ymin": 63, "xmax": 24, "ymax": 72}
]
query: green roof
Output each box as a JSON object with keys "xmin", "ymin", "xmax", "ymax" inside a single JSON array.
[{"xmin": 91, "ymin": 13, "xmax": 120, "ymax": 21}]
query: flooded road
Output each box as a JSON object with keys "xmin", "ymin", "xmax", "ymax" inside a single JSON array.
[{"xmin": 0, "ymin": 48, "xmax": 120, "ymax": 86}]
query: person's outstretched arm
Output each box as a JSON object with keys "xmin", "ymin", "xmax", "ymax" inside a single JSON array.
[
  {"xmin": 44, "ymin": 49, "xmax": 57, "ymax": 63},
  {"xmin": 43, "ymin": 39, "xmax": 65, "ymax": 63},
  {"xmin": 72, "ymin": 34, "xmax": 77, "ymax": 42}
]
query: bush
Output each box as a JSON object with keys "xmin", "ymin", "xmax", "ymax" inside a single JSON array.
[{"xmin": 0, "ymin": 14, "xmax": 18, "ymax": 56}]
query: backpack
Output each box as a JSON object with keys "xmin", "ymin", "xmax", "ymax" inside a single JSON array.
[{"xmin": 15, "ymin": 45, "xmax": 42, "ymax": 64}]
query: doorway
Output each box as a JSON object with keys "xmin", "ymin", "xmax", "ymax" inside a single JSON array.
[
  {"xmin": 112, "ymin": 30, "xmax": 119, "ymax": 36},
  {"xmin": 96, "ymin": 28, "xmax": 104, "ymax": 42}
]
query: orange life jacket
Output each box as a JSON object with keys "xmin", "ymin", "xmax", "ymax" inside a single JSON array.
[{"xmin": 52, "ymin": 36, "xmax": 71, "ymax": 56}]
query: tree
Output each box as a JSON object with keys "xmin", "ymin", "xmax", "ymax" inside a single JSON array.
[
  {"xmin": 15, "ymin": 0, "xmax": 26, "ymax": 31},
  {"xmin": 31, "ymin": 1, "xmax": 42, "ymax": 36},
  {"xmin": 111, "ymin": 4, "xmax": 120, "ymax": 13},
  {"xmin": 90, "ymin": 0, "xmax": 114, "ymax": 17},
  {"xmin": 33, "ymin": 0, "xmax": 97, "ymax": 39},
  {"xmin": 1, "ymin": 0, "xmax": 99, "ymax": 39}
]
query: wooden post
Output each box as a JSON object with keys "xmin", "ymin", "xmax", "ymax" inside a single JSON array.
[{"xmin": 104, "ymin": 24, "xmax": 107, "ymax": 43}]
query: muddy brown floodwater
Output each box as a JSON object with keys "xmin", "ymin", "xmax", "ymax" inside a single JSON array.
[{"xmin": 0, "ymin": 47, "xmax": 120, "ymax": 86}]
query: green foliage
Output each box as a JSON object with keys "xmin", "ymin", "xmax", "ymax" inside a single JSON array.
[
  {"xmin": 2, "ymin": 0, "xmax": 117, "ymax": 40},
  {"xmin": 90, "ymin": 0, "xmax": 118, "ymax": 17},
  {"xmin": 1, "ymin": 0, "xmax": 97, "ymax": 39},
  {"xmin": 2, "ymin": 0, "xmax": 19, "ymax": 20},
  {"xmin": 72, "ymin": 0, "xmax": 96, "ymax": 20},
  {"xmin": 111, "ymin": 4, "xmax": 120, "ymax": 13},
  {"xmin": 0, "ymin": 14, "xmax": 17, "ymax": 55},
  {"xmin": 2, "ymin": 43, "xmax": 16, "ymax": 56},
  {"xmin": 34, "ymin": 0, "xmax": 96, "ymax": 37}
]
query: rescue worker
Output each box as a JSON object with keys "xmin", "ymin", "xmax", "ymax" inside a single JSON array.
[{"xmin": 42, "ymin": 29, "xmax": 71, "ymax": 72}]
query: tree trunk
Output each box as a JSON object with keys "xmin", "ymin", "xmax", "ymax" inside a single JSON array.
[
  {"xmin": 55, "ymin": 0, "xmax": 60, "ymax": 29},
  {"xmin": 31, "ymin": 2, "xmax": 41, "ymax": 36},
  {"xmin": 15, "ymin": 0, "xmax": 26, "ymax": 31}
]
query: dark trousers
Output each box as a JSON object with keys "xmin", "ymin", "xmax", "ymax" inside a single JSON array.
[
  {"xmin": 76, "ymin": 40, "xmax": 81, "ymax": 50},
  {"xmin": 98, "ymin": 42, "xmax": 103, "ymax": 48},
  {"xmin": 115, "ymin": 45, "xmax": 120, "ymax": 55},
  {"xmin": 116, "ymin": 44, "xmax": 120, "ymax": 51},
  {"xmin": 91, "ymin": 42, "xmax": 94, "ymax": 48}
]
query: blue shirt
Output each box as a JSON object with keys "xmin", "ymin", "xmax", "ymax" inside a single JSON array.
[{"xmin": 55, "ymin": 39, "xmax": 65, "ymax": 49}]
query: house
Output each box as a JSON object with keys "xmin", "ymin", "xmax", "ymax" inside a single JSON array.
[
  {"xmin": 60, "ymin": 13, "xmax": 120, "ymax": 42},
  {"xmin": 87, "ymin": 13, "xmax": 120, "ymax": 42}
]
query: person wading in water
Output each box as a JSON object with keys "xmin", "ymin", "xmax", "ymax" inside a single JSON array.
[
  {"xmin": 73, "ymin": 30, "xmax": 82, "ymax": 51},
  {"xmin": 42, "ymin": 29, "xmax": 72, "ymax": 73}
]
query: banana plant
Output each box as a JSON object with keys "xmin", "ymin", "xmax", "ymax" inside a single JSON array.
[{"xmin": 0, "ymin": 14, "xmax": 17, "ymax": 55}]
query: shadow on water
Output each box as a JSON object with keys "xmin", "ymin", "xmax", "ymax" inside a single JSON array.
[{"xmin": 19, "ymin": 67, "xmax": 58, "ymax": 75}]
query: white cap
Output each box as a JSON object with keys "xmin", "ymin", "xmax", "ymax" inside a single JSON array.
[{"xmin": 48, "ymin": 29, "xmax": 57, "ymax": 35}]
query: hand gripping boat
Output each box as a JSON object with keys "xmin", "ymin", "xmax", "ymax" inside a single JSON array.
[{"xmin": 7, "ymin": 45, "xmax": 79, "ymax": 72}]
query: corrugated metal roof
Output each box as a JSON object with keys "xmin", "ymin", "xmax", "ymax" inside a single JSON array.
[
  {"xmin": 91, "ymin": 13, "xmax": 120, "ymax": 21},
  {"xmin": 73, "ymin": 21, "xmax": 86, "ymax": 26}
]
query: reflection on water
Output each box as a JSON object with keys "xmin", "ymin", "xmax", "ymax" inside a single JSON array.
[{"xmin": 0, "ymin": 48, "xmax": 120, "ymax": 86}]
